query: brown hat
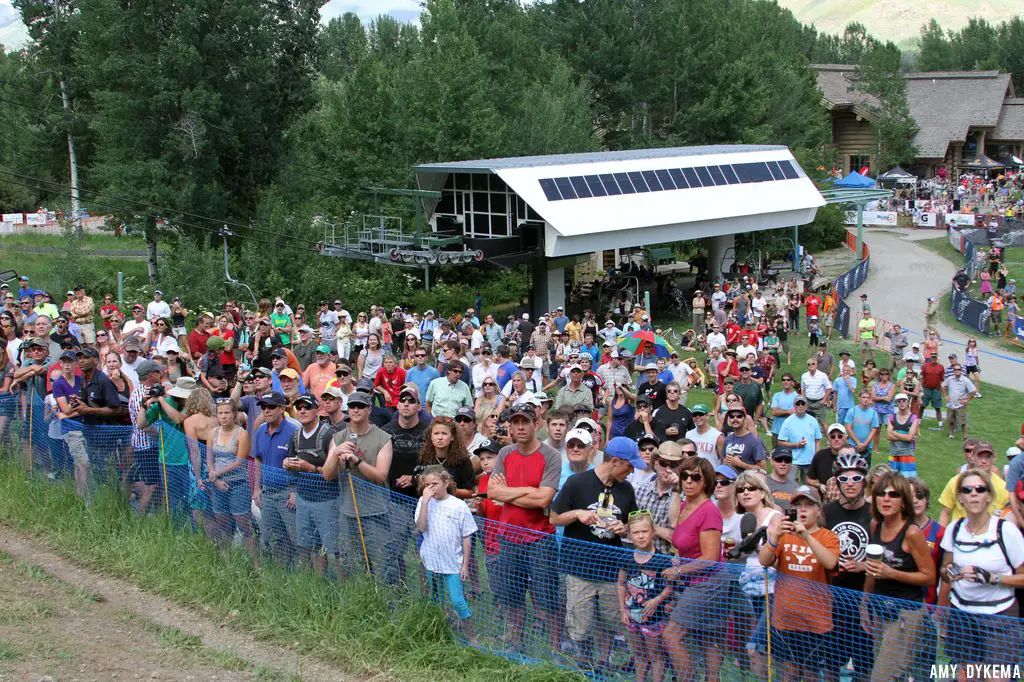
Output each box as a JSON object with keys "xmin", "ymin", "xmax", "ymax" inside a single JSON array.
[{"xmin": 656, "ymin": 441, "xmax": 684, "ymax": 462}]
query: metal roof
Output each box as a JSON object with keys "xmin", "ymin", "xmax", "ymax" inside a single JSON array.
[
  {"xmin": 415, "ymin": 145, "xmax": 787, "ymax": 173},
  {"xmin": 416, "ymin": 145, "xmax": 824, "ymax": 258}
]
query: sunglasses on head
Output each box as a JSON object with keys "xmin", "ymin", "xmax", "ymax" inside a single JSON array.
[{"xmin": 627, "ymin": 509, "xmax": 652, "ymax": 520}]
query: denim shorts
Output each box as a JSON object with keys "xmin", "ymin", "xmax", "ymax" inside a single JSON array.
[{"xmin": 210, "ymin": 479, "xmax": 251, "ymax": 516}]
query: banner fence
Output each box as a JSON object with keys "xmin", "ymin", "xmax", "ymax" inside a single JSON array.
[{"xmin": 4, "ymin": 392, "xmax": 1024, "ymax": 681}]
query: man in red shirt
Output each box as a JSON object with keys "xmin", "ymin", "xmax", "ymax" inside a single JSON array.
[
  {"xmin": 804, "ymin": 292, "xmax": 822, "ymax": 323},
  {"xmin": 487, "ymin": 403, "xmax": 562, "ymax": 651},
  {"xmin": 919, "ymin": 353, "xmax": 945, "ymax": 426},
  {"xmin": 99, "ymin": 294, "xmax": 120, "ymax": 330},
  {"xmin": 187, "ymin": 311, "xmax": 214, "ymax": 360}
]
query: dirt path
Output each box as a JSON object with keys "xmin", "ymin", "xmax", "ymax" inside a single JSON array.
[
  {"xmin": 856, "ymin": 227, "xmax": 1024, "ymax": 390},
  {"xmin": 0, "ymin": 528, "xmax": 357, "ymax": 682}
]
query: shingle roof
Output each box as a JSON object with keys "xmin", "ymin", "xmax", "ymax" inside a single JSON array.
[
  {"xmin": 903, "ymin": 71, "xmax": 1012, "ymax": 158},
  {"xmin": 812, "ymin": 65, "xmax": 1015, "ymax": 160},
  {"xmin": 993, "ymin": 98, "xmax": 1024, "ymax": 141}
]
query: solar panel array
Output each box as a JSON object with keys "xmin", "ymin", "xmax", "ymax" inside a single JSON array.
[{"xmin": 537, "ymin": 159, "xmax": 802, "ymax": 202}]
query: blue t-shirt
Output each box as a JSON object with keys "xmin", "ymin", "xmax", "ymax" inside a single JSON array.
[
  {"xmin": 406, "ymin": 365, "xmax": 440, "ymax": 398},
  {"xmin": 778, "ymin": 414, "xmax": 822, "ymax": 466},
  {"xmin": 495, "ymin": 359, "xmax": 518, "ymax": 390},
  {"xmin": 770, "ymin": 390, "xmax": 798, "ymax": 435},
  {"xmin": 844, "ymin": 405, "xmax": 880, "ymax": 450},
  {"xmin": 832, "ymin": 375, "xmax": 858, "ymax": 411},
  {"xmin": 253, "ymin": 419, "xmax": 299, "ymax": 489}
]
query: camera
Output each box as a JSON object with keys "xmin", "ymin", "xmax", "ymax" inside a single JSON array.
[
  {"xmin": 786, "ymin": 508, "xmax": 798, "ymax": 523},
  {"xmin": 149, "ymin": 384, "xmax": 166, "ymax": 398},
  {"xmin": 496, "ymin": 426, "xmax": 509, "ymax": 437},
  {"xmin": 412, "ymin": 465, "xmax": 427, "ymax": 477}
]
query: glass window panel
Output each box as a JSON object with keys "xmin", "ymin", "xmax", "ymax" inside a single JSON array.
[
  {"xmin": 490, "ymin": 192, "xmax": 507, "ymax": 214},
  {"xmin": 627, "ymin": 171, "xmax": 650, "ymax": 192},
  {"xmin": 472, "ymin": 174, "xmax": 489, "ymax": 191},
  {"xmin": 554, "ymin": 177, "xmax": 577, "ymax": 199},
  {"xmin": 585, "ymin": 175, "xmax": 608, "ymax": 197},
  {"xmin": 435, "ymin": 192, "xmax": 454, "ymax": 214},
  {"xmin": 569, "ymin": 176, "xmax": 593, "ymax": 198},
  {"xmin": 641, "ymin": 170, "xmax": 662, "ymax": 191},
  {"xmin": 473, "ymin": 192, "xmax": 489, "ymax": 212},
  {"xmin": 655, "ymin": 169, "xmax": 676, "ymax": 190},
  {"xmin": 600, "ymin": 174, "xmax": 622, "ymax": 195},
  {"xmin": 682, "ymin": 167, "xmax": 701, "ymax": 187},
  {"xmin": 707, "ymin": 166, "xmax": 728, "ymax": 185},
  {"xmin": 669, "ymin": 168, "xmax": 688, "ymax": 188},
  {"xmin": 613, "ymin": 173, "xmax": 637, "ymax": 194},
  {"xmin": 539, "ymin": 178, "xmax": 562, "ymax": 201},
  {"xmin": 489, "ymin": 175, "xmax": 507, "ymax": 192},
  {"xmin": 455, "ymin": 174, "xmax": 471, "ymax": 190},
  {"xmin": 491, "ymin": 214, "xmax": 508, "ymax": 236}
]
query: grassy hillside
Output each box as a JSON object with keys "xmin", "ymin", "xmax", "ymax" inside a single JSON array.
[{"xmin": 777, "ymin": 0, "xmax": 1022, "ymax": 45}]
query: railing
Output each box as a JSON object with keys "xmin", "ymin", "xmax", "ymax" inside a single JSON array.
[
  {"xmin": 7, "ymin": 393, "xmax": 1024, "ymax": 680},
  {"xmin": 832, "ymin": 232, "xmax": 871, "ymax": 338}
]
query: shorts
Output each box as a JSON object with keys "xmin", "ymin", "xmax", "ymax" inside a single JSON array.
[
  {"xmin": 823, "ymin": 313, "xmax": 834, "ymax": 327},
  {"xmin": 772, "ymin": 628, "xmax": 829, "ymax": 666},
  {"xmin": 922, "ymin": 387, "xmax": 942, "ymax": 409},
  {"xmin": 496, "ymin": 534, "xmax": 559, "ymax": 612},
  {"xmin": 944, "ymin": 605, "xmax": 1020, "ymax": 664},
  {"xmin": 210, "ymin": 479, "xmax": 251, "ymax": 516},
  {"xmin": 133, "ymin": 448, "xmax": 161, "ymax": 486},
  {"xmin": 172, "ymin": 326, "xmax": 188, "ymax": 339},
  {"xmin": 626, "ymin": 619, "xmax": 667, "ymax": 637},
  {"xmin": 835, "ymin": 407, "xmax": 850, "ymax": 424},
  {"xmin": 296, "ymin": 496, "xmax": 340, "ymax": 555},
  {"xmin": 565, "ymin": 574, "xmax": 619, "ymax": 643},
  {"xmin": 670, "ymin": 570, "xmax": 734, "ymax": 633},
  {"xmin": 77, "ymin": 322, "xmax": 96, "ymax": 344},
  {"xmin": 859, "ymin": 339, "xmax": 874, "ymax": 350},
  {"xmin": 965, "ymin": 365, "xmax": 980, "ymax": 374},
  {"xmin": 949, "ymin": 406, "xmax": 968, "ymax": 427},
  {"xmin": 805, "ymin": 398, "xmax": 825, "ymax": 417}
]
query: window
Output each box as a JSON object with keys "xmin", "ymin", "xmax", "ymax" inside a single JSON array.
[{"xmin": 848, "ymin": 155, "xmax": 872, "ymax": 174}]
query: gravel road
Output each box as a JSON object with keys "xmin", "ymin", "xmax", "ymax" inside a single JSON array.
[{"xmin": 855, "ymin": 228, "xmax": 1024, "ymax": 391}]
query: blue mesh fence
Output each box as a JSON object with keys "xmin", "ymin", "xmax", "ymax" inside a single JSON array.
[{"xmin": 4, "ymin": 391, "xmax": 1024, "ymax": 681}]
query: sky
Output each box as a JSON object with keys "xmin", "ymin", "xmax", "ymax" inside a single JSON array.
[{"xmin": 0, "ymin": 0, "xmax": 425, "ymax": 51}]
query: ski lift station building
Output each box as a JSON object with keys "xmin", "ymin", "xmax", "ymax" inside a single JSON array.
[{"xmin": 414, "ymin": 145, "xmax": 826, "ymax": 312}]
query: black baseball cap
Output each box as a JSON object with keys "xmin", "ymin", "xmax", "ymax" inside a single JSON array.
[
  {"xmin": 258, "ymin": 391, "xmax": 289, "ymax": 407},
  {"xmin": 293, "ymin": 394, "xmax": 319, "ymax": 409}
]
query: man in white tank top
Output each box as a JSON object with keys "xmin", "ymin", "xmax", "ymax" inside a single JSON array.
[{"xmin": 684, "ymin": 403, "xmax": 724, "ymax": 464}]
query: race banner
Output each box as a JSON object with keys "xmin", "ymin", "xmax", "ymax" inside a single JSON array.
[
  {"xmin": 844, "ymin": 210, "xmax": 898, "ymax": 226},
  {"xmin": 834, "ymin": 297, "xmax": 851, "ymax": 338},
  {"xmin": 946, "ymin": 213, "xmax": 978, "ymax": 227},
  {"xmin": 913, "ymin": 212, "xmax": 938, "ymax": 228},
  {"xmin": 951, "ymin": 286, "xmax": 990, "ymax": 335},
  {"xmin": 1, "ymin": 213, "xmax": 23, "ymax": 224},
  {"xmin": 948, "ymin": 229, "xmax": 965, "ymax": 253},
  {"xmin": 1015, "ymin": 318, "xmax": 1024, "ymax": 344},
  {"xmin": 25, "ymin": 213, "xmax": 47, "ymax": 226}
]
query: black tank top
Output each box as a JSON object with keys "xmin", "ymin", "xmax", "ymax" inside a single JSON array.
[{"xmin": 870, "ymin": 519, "xmax": 922, "ymax": 602}]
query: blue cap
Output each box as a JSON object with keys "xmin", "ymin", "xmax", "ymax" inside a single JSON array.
[
  {"xmin": 604, "ymin": 436, "xmax": 647, "ymax": 470},
  {"xmin": 714, "ymin": 464, "xmax": 738, "ymax": 481}
]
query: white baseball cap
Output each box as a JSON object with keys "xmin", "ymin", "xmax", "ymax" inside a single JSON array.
[{"xmin": 565, "ymin": 428, "xmax": 593, "ymax": 446}]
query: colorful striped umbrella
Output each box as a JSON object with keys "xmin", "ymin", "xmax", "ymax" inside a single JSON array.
[{"xmin": 615, "ymin": 330, "xmax": 676, "ymax": 358}]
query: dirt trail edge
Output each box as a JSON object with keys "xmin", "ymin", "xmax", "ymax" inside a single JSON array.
[{"xmin": 0, "ymin": 526, "xmax": 360, "ymax": 682}]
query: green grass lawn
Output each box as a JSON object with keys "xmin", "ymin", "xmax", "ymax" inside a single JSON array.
[
  {"xmin": 916, "ymin": 236, "xmax": 1024, "ymax": 355},
  {"xmin": 656, "ymin": 315, "xmax": 1020, "ymax": 514},
  {"xmin": 0, "ymin": 233, "xmax": 149, "ymax": 301}
]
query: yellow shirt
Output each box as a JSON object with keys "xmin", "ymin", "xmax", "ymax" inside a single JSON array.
[
  {"xmin": 938, "ymin": 471, "xmax": 1009, "ymax": 521},
  {"xmin": 857, "ymin": 317, "xmax": 876, "ymax": 340},
  {"xmin": 565, "ymin": 320, "xmax": 582, "ymax": 343}
]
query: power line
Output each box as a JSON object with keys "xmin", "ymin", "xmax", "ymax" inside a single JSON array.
[
  {"xmin": 0, "ymin": 174, "xmax": 286, "ymax": 248},
  {"xmin": 0, "ymin": 168, "xmax": 318, "ymax": 246}
]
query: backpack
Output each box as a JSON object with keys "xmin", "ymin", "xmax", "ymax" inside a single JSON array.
[{"xmin": 951, "ymin": 517, "xmax": 1012, "ymax": 568}]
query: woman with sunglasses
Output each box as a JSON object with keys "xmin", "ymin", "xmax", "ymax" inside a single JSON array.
[
  {"xmin": 964, "ymin": 338, "xmax": 982, "ymax": 398},
  {"xmin": 886, "ymin": 392, "xmax": 920, "ymax": 478},
  {"xmin": 870, "ymin": 368, "xmax": 895, "ymax": 450},
  {"xmin": 938, "ymin": 468, "xmax": 1024, "ymax": 681},
  {"xmin": 474, "ymin": 379, "xmax": 500, "ymax": 426},
  {"xmin": 860, "ymin": 471, "xmax": 936, "ymax": 682},
  {"xmin": 400, "ymin": 332, "xmax": 421, "ymax": 369},
  {"xmin": 335, "ymin": 314, "xmax": 353, "ymax": 362},
  {"xmin": 663, "ymin": 457, "xmax": 729, "ymax": 682},
  {"xmin": 733, "ymin": 470, "xmax": 783, "ymax": 679},
  {"xmin": 608, "ymin": 382, "xmax": 636, "ymax": 439},
  {"xmin": 351, "ymin": 312, "xmax": 370, "ymax": 359},
  {"xmin": 149, "ymin": 317, "xmax": 179, "ymax": 358}
]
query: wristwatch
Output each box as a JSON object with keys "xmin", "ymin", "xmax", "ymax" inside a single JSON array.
[{"xmin": 993, "ymin": 574, "xmax": 1002, "ymax": 585}]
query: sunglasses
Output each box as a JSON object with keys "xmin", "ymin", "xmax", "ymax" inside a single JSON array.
[
  {"xmin": 726, "ymin": 414, "xmax": 744, "ymax": 421},
  {"xmin": 837, "ymin": 474, "xmax": 864, "ymax": 484},
  {"xmin": 828, "ymin": 433, "xmax": 846, "ymax": 440},
  {"xmin": 716, "ymin": 478, "xmax": 734, "ymax": 487},
  {"xmin": 959, "ymin": 485, "xmax": 990, "ymax": 495},
  {"xmin": 656, "ymin": 458, "xmax": 683, "ymax": 469},
  {"xmin": 455, "ymin": 416, "xmax": 474, "ymax": 423},
  {"xmin": 483, "ymin": 382, "xmax": 497, "ymax": 387},
  {"xmin": 913, "ymin": 491, "xmax": 927, "ymax": 500},
  {"xmin": 295, "ymin": 404, "xmax": 316, "ymax": 411},
  {"xmin": 414, "ymin": 353, "xmax": 426, "ymax": 357},
  {"xmin": 772, "ymin": 455, "xmax": 793, "ymax": 464},
  {"xmin": 337, "ymin": 371, "xmax": 351, "ymax": 377},
  {"xmin": 735, "ymin": 485, "xmax": 759, "ymax": 494},
  {"xmin": 639, "ymin": 445, "xmax": 657, "ymax": 452},
  {"xmin": 878, "ymin": 489, "xmax": 901, "ymax": 499},
  {"xmin": 679, "ymin": 472, "xmax": 703, "ymax": 483}
]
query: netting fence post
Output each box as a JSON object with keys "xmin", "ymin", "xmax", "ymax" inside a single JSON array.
[
  {"xmin": 347, "ymin": 473, "xmax": 371, "ymax": 575},
  {"xmin": 159, "ymin": 425, "xmax": 169, "ymax": 517},
  {"xmin": 26, "ymin": 394, "xmax": 34, "ymax": 476}
]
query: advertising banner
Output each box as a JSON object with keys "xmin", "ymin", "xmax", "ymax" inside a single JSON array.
[
  {"xmin": 913, "ymin": 212, "xmax": 938, "ymax": 228},
  {"xmin": 1015, "ymin": 318, "xmax": 1024, "ymax": 344},
  {"xmin": 844, "ymin": 210, "xmax": 898, "ymax": 226},
  {"xmin": 25, "ymin": 213, "xmax": 47, "ymax": 226},
  {"xmin": 946, "ymin": 213, "xmax": 978, "ymax": 227},
  {"xmin": 951, "ymin": 287, "xmax": 990, "ymax": 335},
  {"xmin": 1, "ymin": 213, "xmax": 23, "ymax": 224},
  {"xmin": 834, "ymin": 298, "xmax": 851, "ymax": 338},
  {"xmin": 949, "ymin": 229, "xmax": 964, "ymax": 253}
]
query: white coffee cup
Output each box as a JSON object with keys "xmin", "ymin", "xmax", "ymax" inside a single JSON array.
[{"xmin": 865, "ymin": 543, "xmax": 885, "ymax": 562}]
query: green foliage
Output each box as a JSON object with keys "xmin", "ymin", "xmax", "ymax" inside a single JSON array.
[
  {"xmin": 916, "ymin": 16, "xmax": 1024, "ymax": 93},
  {"xmin": 852, "ymin": 42, "xmax": 918, "ymax": 170}
]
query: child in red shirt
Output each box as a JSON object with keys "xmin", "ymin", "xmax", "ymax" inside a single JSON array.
[{"xmin": 471, "ymin": 442, "xmax": 503, "ymax": 602}]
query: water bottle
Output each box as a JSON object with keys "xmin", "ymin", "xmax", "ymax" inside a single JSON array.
[{"xmin": 347, "ymin": 431, "xmax": 360, "ymax": 469}]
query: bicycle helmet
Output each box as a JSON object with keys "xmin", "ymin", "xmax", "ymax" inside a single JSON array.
[{"xmin": 833, "ymin": 452, "xmax": 868, "ymax": 476}]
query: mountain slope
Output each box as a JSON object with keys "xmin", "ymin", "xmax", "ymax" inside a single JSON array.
[{"xmin": 777, "ymin": 0, "xmax": 1021, "ymax": 44}]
